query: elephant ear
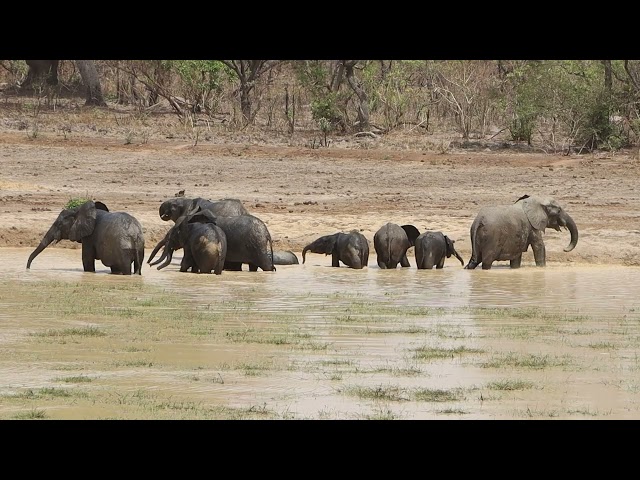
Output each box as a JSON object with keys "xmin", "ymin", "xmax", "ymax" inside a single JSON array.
[
  {"xmin": 444, "ymin": 235, "xmax": 455, "ymax": 257},
  {"xmin": 189, "ymin": 209, "xmax": 217, "ymax": 224},
  {"xmin": 94, "ymin": 201, "xmax": 109, "ymax": 212},
  {"xmin": 69, "ymin": 201, "xmax": 97, "ymax": 241},
  {"xmin": 522, "ymin": 196, "xmax": 547, "ymax": 231},
  {"xmin": 401, "ymin": 225, "xmax": 421, "ymax": 246}
]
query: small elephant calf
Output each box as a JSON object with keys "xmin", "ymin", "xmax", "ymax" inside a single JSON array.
[
  {"xmin": 415, "ymin": 231, "xmax": 464, "ymax": 269},
  {"xmin": 302, "ymin": 230, "xmax": 370, "ymax": 269},
  {"xmin": 373, "ymin": 223, "xmax": 421, "ymax": 269},
  {"xmin": 155, "ymin": 210, "xmax": 228, "ymax": 274}
]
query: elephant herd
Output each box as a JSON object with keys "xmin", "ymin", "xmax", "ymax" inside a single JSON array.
[{"xmin": 25, "ymin": 194, "xmax": 579, "ymax": 274}]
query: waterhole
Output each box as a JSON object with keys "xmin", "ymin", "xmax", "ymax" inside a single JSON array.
[{"xmin": 1, "ymin": 247, "xmax": 639, "ymax": 419}]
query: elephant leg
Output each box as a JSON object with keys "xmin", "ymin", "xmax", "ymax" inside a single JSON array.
[
  {"xmin": 81, "ymin": 243, "xmax": 96, "ymax": 273},
  {"xmin": 214, "ymin": 262, "xmax": 223, "ymax": 275},
  {"xmin": 111, "ymin": 266, "xmax": 121, "ymax": 274},
  {"xmin": 377, "ymin": 259, "xmax": 388, "ymax": 269},
  {"xmin": 180, "ymin": 251, "xmax": 194, "ymax": 272},
  {"xmin": 510, "ymin": 254, "xmax": 522, "ymax": 269},
  {"xmin": 436, "ymin": 257, "xmax": 445, "ymax": 269},
  {"xmin": 332, "ymin": 252, "xmax": 340, "ymax": 267},
  {"xmin": 249, "ymin": 263, "xmax": 258, "ymax": 272},
  {"xmin": 532, "ymin": 243, "xmax": 546, "ymax": 266},
  {"xmin": 224, "ymin": 261, "xmax": 243, "ymax": 271},
  {"xmin": 400, "ymin": 254, "xmax": 411, "ymax": 268},
  {"xmin": 464, "ymin": 259, "xmax": 479, "ymax": 269}
]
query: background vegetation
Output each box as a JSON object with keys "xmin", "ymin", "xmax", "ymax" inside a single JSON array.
[{"xmin": 2, "ymin": 60, "xmax": 640, "ymax": 153}]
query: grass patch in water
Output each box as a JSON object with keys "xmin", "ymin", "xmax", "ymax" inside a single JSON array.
[
  {"xmin": 412, "ymin": 345, "xmax": 484, "ymax": 360},
  {"xmin": 481, "ymin": 352, "xmax": 572, "ymax": 369},
  {"xmin": 30, "ymin": 326, "xmax": 106, "ymax": 337},
  {"xmin": 486, "ymin": 379, "xmax": 535, "ymax": 391},
  {"xmin": 55, "ymin": 375, "xmax": 92, "ymax": 383}
]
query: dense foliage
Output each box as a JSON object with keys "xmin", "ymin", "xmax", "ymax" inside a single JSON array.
[{"xmin": 3, "ymin": 60, "xmax": 640, "ymax": 152}]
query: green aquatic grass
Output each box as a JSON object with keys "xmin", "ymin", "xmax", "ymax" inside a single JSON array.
[
  {"xmin": 486, "ymin": 379, "xmax": 535, "ymax": 391},
  {"xmin": 412, "ymin": 345, "xmax": 484, "ymax": 360}
]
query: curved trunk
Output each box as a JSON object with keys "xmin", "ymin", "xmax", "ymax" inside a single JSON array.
[
  {"xmin": 561, "ymin": 212, "xmax": 579, "ymax": 252},
  {"xmin": 26, "ymin": 232, "xmax": 54, "ymax": 268},
  {"xmin": 153, "ymin": 246, "xmax": 174, "ymax": 270},
  {"xmin": 302, "ymin": 247, "xmax": 310, "ymax": 264},
  {"xmin": 147, "ymin": 235, "xmax": 168, "ymax": 264}
]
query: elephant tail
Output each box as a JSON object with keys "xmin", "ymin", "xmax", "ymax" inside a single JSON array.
[
  {"xmin": 134, "ymin": 247, "xmax": 144, "ymax": 275},
  {"xmin": 268, "ymin": 235, "xmax": 276, "ymax": 272}
]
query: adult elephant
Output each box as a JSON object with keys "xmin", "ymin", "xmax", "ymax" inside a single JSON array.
[
  {"xmin": 302, "ymin": 230, "xmax": 370, "ymax": 269},
  {"xmin": 373, "ymin": 223, "xmax": 421, "ymax": 269},
  {"xmin": 159, "ymin": 197, "xmax": 248, "ymax": 222},
  {"xmin": 415, "ymin": 231, "xmax": 464, "ymax": 269},
  {"xmin": 27, "ymin": 201, "xmax": 145, "ymax": 275},
  {"xmin": 464, "ymin": 195, "xmax": 578, "ymax": 270},
  {"xmin": 149, "ymin": 206, "xmax": 275, "ymax": 272}
]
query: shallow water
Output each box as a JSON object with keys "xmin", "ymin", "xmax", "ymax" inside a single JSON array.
[{"xmin": 2, "ymin": 247, "xmax": 640, "ymax": 419}]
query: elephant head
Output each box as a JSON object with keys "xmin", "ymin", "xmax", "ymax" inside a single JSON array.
[
  {"xmin": 27, "ymin": 201, "xmax": 109, "ymax": 269},
  {"xmin": 302, "ymin": 233, "xmax": 339, "ymax": 264},
  {"xmin": 444, "ymin": 235, "xmax": 465, "ymax": 266},
  {"xmin": 159, "ymin": 197, "xmax": 200, "ymax": 222},
  {"xmin": 516, "ymin": 195, "xmax": 578, "ymax": 252}
]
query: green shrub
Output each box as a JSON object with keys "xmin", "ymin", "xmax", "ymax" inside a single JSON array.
[{"xmin": 65, "ymin": 198, "xmax": 90, "ymax": 209}]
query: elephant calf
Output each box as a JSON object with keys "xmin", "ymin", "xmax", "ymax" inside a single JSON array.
[
  {"xmin": 302, "ymin": 230, "xmax": 370, "ymax": 269},
  {"xmin": 373, "ymin": 223, "xmax": 421, "ymax": 269},
  {"xmin": 154, "ymin": 210, "xmax": 227, "ymax": 274},
  {"xmin": 415, "ymin": 231, "xmax": 464, "ymax": 269},
  {"xmin": 270, "ymin": 250, "xmax": 299, "ymax": 265}
]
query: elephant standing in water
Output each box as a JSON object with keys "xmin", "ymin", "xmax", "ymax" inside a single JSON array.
[
  {"xmin": 373, "ymin": 223, "xmax": 421, "ymax": 269},
  {"xmin": 464, "ymin": 195, "xmax": 578, "ymax": 270},
  {"xmin": 302, "ymin": 230, "xmax": 370, "ymax": 269},
  {"xmin": 154, "ymin": 209, "xmax": 227, "ymax": 274},
  {"xmin": 27, "ymin": 201, "xmax": 145, "ymax": 275},
  {"xmin": 415, "ymin": 231, "xmax": 464, "ymax": 269}
]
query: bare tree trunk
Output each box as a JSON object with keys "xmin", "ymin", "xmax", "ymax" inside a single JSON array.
[
  {"xmin": 343, "ymin": 60, "xmax": 370, "ymax": 132},
  {"xmin": 22, "ymin": 60, "xmax": 59, "ymax": 89},
  {"xmin": 76, "ymin": 60, "xmax": 106, "ymax": 106},
  {"xmin": 221, "ymin": 60, "xmax": 281, "ymax": 126}
]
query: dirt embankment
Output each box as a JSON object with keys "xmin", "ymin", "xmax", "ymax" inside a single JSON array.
[{"xmin": 1, "ymin": 129, "xmax": 639, "ymax": 266}]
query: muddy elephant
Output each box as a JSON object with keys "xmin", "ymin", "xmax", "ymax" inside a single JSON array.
[
  {"xmin": 27, "ymin": 201, "xmax": 145, "ymax": 275},
  {"xmin": 464, "ymin": 194, "xmax": 578, "ymax": 270},
  {"xmin": 271, "ymin": 250, "xmax": 299, "ymax": 265},
  {"xmin": 373, "ymin": 223, "xmax": 421, "ymax": 269},
  {"xmin": 302, "ymin": 230, "xmax": 370, "ymax": 269},
  {"xmin": 150, "ymin": 207, "xmax": 276, "ymax": 272},
  {"xmin": 415, "ymin": 231, "xmax": 464, "ymax": 269},
  {"xmin": 154, "ymin": 209, "xmax": 227, "ymax": 274}
]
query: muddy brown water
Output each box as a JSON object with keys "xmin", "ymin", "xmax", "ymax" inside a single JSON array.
[{"xmin": 2, "ymin": 246, "xmax": 640, "ymax": 419}]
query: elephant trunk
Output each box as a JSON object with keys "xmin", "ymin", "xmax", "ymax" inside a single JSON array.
[
  {"xmin": 147, "ymin": 235, "xmax": 168, "ymax": 264},
  {"xmin": 152, "ymin": 245, "xmax": 173, "ymax": 270},
  {"xmin": 561, "ymin": 211, "xmax": 579, "ymax": 252},
  {"xmin": 302, "ymin": 246, "xmax": 309, "ymax": 264},
  {"xmin": 26, "ymin": 231, "xmax": 55, "ymax": 269}
]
